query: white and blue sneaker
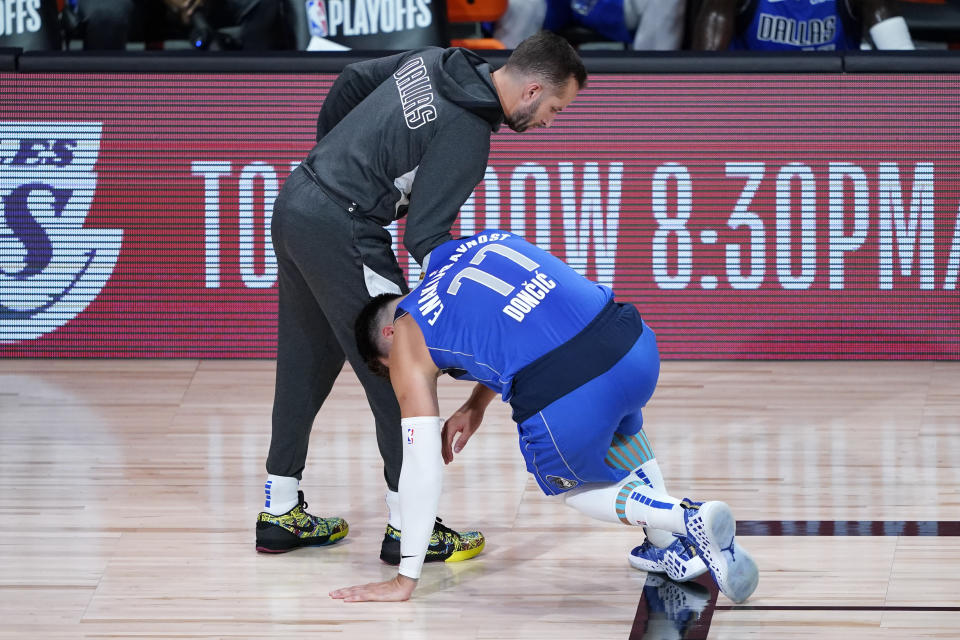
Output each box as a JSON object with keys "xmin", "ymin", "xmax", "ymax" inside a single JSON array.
[
  {"xmin": 628, "ymin": 536, "xmax": 708, "ymax": 582},
  {"xmin": 680, "ymin": 499, "xmax": 759, "ymax": 604}
]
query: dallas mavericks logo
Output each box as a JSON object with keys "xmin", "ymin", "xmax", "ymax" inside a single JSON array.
[
  {"xmin": 0, "ymin": 122, "xmax": 122, "ymax": 343},
  {"xmin": 546, "ymin": 475, "xmax": 579, "ymax": 490}
]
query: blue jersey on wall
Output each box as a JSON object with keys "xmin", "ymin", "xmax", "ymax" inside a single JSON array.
[
  {"xmin": 732, "ymin": 0, "xmax": 861, "ymax": 51},
  {"xmin": 396, "ymin": 230, "xmax": 612, "ymax": 400}
]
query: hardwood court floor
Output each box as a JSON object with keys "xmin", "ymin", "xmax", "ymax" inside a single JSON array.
[{"xmin": 1, "ymin": 360, "xmax": 958, "ymax": 639}]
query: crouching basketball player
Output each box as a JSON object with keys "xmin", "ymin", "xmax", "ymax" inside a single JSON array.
[{"xmin": 330, "ymin": 230, "xmax": 759, "ymax": 604}]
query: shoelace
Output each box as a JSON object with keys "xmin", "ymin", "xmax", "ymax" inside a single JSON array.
[
  {"xmin": 433, "ymin": 517, "xmax": 461, "ymax": 543},
  {"xmin": 294, "ymin": 493, "xmax": 319, "ymax": 526}
]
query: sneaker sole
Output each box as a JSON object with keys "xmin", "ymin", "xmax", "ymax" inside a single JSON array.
[
  {"xmin": 628, "ymin": 548, "xmax": 708, "ymax": 582},
  {"xmin": 380, "ymin": 539, "xmax": 486, "ymax": 565},
  {"xmin": 255, "ymin": 522, "xmax": 349, "ymax": 553},
  {"xmin": 627, "ymin": 553, "xmax": 659, "ymax": 573},
  {"xmin": 445, "ymin": 539, "xmax": 485, "ymax": 563},
  {"xmin": 661, "ymin": 548, "xmax": 708, "ymax": 582},
  {"xmin": 686, "ymin": 502, "xmax": 758, "ymax": 603}
]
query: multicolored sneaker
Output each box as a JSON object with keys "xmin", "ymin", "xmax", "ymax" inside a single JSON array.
[
  {"xmin": 629, "ymin": 536, "xmax": 708, "ymax": 582},
  {"xmin": 380, "ymin": 518, "xmax": 485, "ymax": 565},
  {"xmin": 255, "ymin": 491, "xmax": 348, "ymax": 553},
  {"xmin": 681, "ymin": 499, "xmax": 759, "ymax": 603}
]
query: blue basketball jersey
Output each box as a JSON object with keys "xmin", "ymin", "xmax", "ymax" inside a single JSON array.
[
  {"xmin": 396, "ymin": 231, "xmax": 612, "ymax": 399},
  {"xmin": 732, "ymin": 0, "xmax": 861, "ymax": 51}
]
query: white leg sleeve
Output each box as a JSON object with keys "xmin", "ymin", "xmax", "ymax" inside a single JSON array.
[
  {"xmin": 636, "ymin": 459, "xmax": 679, "ymax": 548},
  {"xmin": 562, "ymin": 459, "xmax": 687, "ymax": 540},
  {"xmin": 385, "ymin": 489, "xmax": 401, "ymax": 530},
  {"xmin": 398, "ymin": 417, "xmax": 444, "ymax": 580},
  {"xmin": 563, "ymin": 475, "xmax": 635, "ymax": 524}
]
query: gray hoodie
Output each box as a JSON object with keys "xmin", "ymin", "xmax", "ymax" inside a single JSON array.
[{"xmin": 304, "ymin": 47, "xmax": 505, "ymax": 264}]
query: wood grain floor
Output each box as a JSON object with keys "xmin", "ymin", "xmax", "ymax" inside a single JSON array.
[{"xmin": 1, "ymin": 359, "xmax": 958, "ymax": 639}]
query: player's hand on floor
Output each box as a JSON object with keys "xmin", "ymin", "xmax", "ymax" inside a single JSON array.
[
  {"xmin": 442, "ymin": 410, "xmax": 483, "ymax": 463},
  {"xmin": 330, "ymin": 575, "xmax": 417, "ymax": 602}
]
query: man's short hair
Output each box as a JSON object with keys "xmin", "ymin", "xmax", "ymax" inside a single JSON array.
[
  {"xmin": 505, "ymin": 31, "xmax": 588, "ymax": 91},
  {"xmin": 354, "ymin": 293, "xmax": 402, "ymax": 379}
]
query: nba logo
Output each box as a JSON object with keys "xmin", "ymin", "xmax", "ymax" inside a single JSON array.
[
  {"xmin": 306, "ymin": 0, "xmax": 328, "ymax": 38},
  {"xmin": 407, "ymin": 428, "xmax": 414, "ymax": 445}
]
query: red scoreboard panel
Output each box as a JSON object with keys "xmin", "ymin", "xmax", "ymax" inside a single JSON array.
[{"xmin": 0, "ymin": 73, "xmax": 957, "ymax": 358}]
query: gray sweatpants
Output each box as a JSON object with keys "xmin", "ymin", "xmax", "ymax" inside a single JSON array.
[{"xmin": 266, "ymin": 166, "xmax": 409, "ymax": 491}]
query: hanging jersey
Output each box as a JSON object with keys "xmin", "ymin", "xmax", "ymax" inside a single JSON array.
[
  {"xmin": 396, "ymin": 230, "xmax": 612, "ymax": 400},
  {"xmin": 731, "ymin": 0, "xmax": 861, "ymax": 51}
]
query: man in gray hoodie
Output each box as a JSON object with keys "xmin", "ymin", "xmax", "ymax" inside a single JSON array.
[{"xmin": 255, "ymin": 32, "xmax": 588, "ymax": 564}]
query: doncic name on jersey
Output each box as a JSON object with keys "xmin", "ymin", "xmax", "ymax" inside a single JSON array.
[
  {"xmin": 0, "ymin": 122, "xmax": 122, "ymax": 343},
  {"xmin": 306, "ymin": 0, "xmax": 433, "ymax": 38}
]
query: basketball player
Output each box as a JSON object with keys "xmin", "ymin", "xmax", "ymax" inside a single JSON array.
[
  {"xmin": 694, "ymin": 0, "xmax": 914, "ymax": 51},
  {"xmin": 255, "ymin": 34, "xmax": 587, "ymax": 566},
  {"xmin": 330, "ymin": 230, "xmax": 759, "ymax": 603}
]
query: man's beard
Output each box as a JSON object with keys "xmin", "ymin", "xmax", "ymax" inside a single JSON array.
[{"xmin": 505, "ymin": 96, "xmax": 543, "ymax": 132}]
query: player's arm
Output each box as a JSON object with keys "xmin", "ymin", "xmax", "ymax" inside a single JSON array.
[
  {"xmin": 854, "ymin": 0, "xmax": 915, "ymax": 49},
  {"xmin": 692, "ymin": 0, "xmax": 740, "ymax": 51},
  {"xmin": 316, "ymin": 51, "xmax": 425, "ymax": 142},
  {"xmin": 390, "ymin": 313, "xmax": 442, "ymax": 416},
  {"xmin": 330, "ymin": 314, "xmax": 441, "ymax": 602},
  {"xmin": 402, "ymin": 120, "xmax": 491, "ymax": 264},
  {"xmin": 442, "ymin": 383, "xmax": 498, "ymax": 464}
]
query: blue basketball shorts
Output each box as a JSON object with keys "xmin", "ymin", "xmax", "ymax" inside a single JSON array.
[{"xmin": 516, "ymin": 321, "xmax": 661, "ymax": 495}]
